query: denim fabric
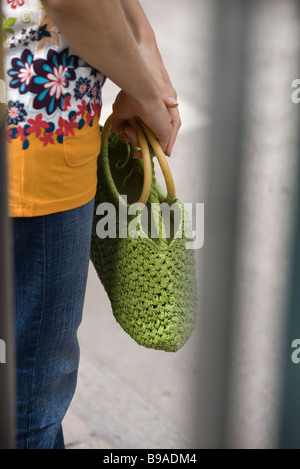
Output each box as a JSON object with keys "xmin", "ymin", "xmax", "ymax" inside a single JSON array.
[{"xmin": 13, "ymin": 198, "xmax": 95, "ymax": 449}]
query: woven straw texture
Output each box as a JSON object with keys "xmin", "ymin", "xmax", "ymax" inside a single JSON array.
[{"xmin": 90, "ymin": 129, "xmax": 198, "ymax": 352}]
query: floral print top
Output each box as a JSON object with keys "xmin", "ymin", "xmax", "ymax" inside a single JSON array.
[{"xmin": 3, "ymin": 0, "xmax": 106, "ymax": 217}]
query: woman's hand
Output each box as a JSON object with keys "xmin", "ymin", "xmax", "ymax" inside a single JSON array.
[
  {"xmin": 117, "ymin": 0, "xmax": 181, "ymax": 157},
  {"xmin": 111, "ymin": 46, "xmax": 181, "ymax": 158},
  {"xmin": 138, "ymin": 42, "xmax": 181, "ymax": 157},
  {"xmin": 110, "ymin": 89, "xmax": 172, "ymax": 156}
]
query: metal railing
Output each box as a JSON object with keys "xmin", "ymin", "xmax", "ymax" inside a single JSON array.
[{"xmin": 0, "ymin": 0, "xmax": 16, "ymax": 449}]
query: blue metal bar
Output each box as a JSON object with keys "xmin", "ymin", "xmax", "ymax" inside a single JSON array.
[{"xmin": 0, "ymin": 0, "xmax": 16, "ymax": 448}]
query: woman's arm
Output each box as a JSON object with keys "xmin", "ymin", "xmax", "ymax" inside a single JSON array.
[
  {"xmin": 119, "ymin": 0, "xmax": 181, "ymax": 156},
  {"xmin": 119, "ymin": 0, "xmax": 155, "ymax": 44},
  {"xmin": 41, "ymin": 0, "xmax": 172, "ymax": 152},
  {"xmin": 119, "ymin": 0, "xmax": 174, "ymax": 97}
]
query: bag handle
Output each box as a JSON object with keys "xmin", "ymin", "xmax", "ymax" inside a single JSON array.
[
  {"xmin": 101, "ymin": 114, "xmax": 176, "ymax": 205},
  {"xmin": 136, "ymin": 117, "xmax": 176, "ymax": 201}
]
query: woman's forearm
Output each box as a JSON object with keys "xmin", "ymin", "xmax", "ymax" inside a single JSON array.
[
  {"xmin": 119, "ymin": 0, "xmax": 157, "ymax": 45},
  {"xmin": 119, "ymin": 0, "xmax": 181, "ymax": 156},
  {"xmin": 41, "ymin": 0, "xmax": 161, "ymax": 106}
]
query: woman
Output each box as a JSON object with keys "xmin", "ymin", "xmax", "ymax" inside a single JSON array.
[{"xmin": 4, "ymin": 0, "xmax": 180, "ymax": 449}]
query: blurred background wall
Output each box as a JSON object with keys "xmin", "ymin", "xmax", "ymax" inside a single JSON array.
[
  {"xmin": 192, "ymin": 0, "xmax": 300, "ymax": 449},
  {"xmin": 223, "ymin": 0, "xmax": 300, "ymax": 448}
]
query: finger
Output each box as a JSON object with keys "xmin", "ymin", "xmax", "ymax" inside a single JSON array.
[
  {"xmin": 111, "ymin": 116, "xmax": 139, "ymax": 147},
  {"xmin": 133, "ymin": 150, "xmax": 143, "ymax": 159},
  {"xmin": 120, "ymin": 132, "xmax": 142, "ymax": 159},
  {"xmin": 110, "ymin": 115, "xmax": 126, "ymax": 134},
  {"xmin": 160, "ymin": 81, "xmax": 178, "ymax": 108},
  {"xmin": 115, "ymin": 122, "xmax": 130, "ymax": 133},
  {"xmin": 151, "ymin": 106, "xmax": 173, "ymax": 154},
  {"xmin": 165, "ymin": 107, "xmax": 181, "ymax": 157},
  {"xmin": 110, "ymin": 95, "xmax": 130, "ymax": 133},
  {"xmin": 123, "ymin": 127, "xmax": 139, "ymax": 147},
  {"xmin": 120, "ymin": 132, "xmax": 129, "ymax": 144}
]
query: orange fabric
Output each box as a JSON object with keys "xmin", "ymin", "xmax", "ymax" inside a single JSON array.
[{"xmin": 7, "ymin": 116, "xmax": 100, "ymax": 217}]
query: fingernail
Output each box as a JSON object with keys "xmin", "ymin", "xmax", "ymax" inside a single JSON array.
[{"xmin": 168, "ymin": 97, "xmax": 178, "ymax": 105}]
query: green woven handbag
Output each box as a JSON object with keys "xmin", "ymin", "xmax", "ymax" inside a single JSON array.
[{"xmin": 90, "ymin": 115, "xmax": 198, "ymax": 352}]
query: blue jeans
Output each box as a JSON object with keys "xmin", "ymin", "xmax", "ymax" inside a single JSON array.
[{"xmin": 13, "ymin": 198, "xmax": 95, "ymax": 449}]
